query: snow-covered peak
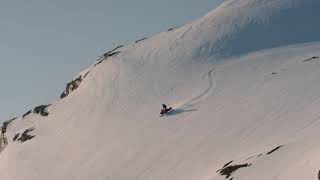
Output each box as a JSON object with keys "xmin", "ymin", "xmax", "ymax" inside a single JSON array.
[
  {"xmin": 176, "ymin": 0, "xmax": 320, "ymax": 58},
  {"xmin": 1, "ymin": 0, "xmax": 320, "ymax": 180}
]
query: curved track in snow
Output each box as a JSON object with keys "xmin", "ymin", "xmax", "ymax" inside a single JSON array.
[{"xmin": 175, "ymin": 68, "xmax": 215, "ymax": 109}]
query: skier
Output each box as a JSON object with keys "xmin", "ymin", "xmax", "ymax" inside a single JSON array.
[
  {"xmin": 160, "ymin": 104, "xmax": 172, "ymax": 116},
  {"xmin": 162, "ymin": 104, "xmax": 167, "ymax": 111}
]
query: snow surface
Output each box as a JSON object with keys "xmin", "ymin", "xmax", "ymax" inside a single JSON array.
[{"xmin": 1, "ymin": 0, "xmax": 320, "ymax": 179}]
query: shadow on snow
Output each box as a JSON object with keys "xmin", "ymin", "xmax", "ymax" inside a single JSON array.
[{"xmin": 166, "ymin": 108, "xmax": 198, "ymax": 116}]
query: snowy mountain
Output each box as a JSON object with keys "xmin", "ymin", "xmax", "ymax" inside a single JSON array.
[{"xmin": 1, "ymin": 0, "xmax": 320, "ymax": 179}]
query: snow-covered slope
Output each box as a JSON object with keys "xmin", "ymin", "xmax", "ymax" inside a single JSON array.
[{"xmin": 1, "ymin": 0, "xmax": 320, "ymax": 179}]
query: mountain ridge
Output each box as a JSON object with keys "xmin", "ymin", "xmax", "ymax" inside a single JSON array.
[{"xmin": 1, "ymin": 0, "xmax": 320, "ymax": 179}]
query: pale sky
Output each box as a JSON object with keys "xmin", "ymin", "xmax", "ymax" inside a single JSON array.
[{"xmin": 0, "ymin": 0, "xmax": 223, "ymax": 122}]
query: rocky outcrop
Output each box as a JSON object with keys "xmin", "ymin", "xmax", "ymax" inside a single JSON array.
[
  {"xmin": 61, "ymin": 45, "xmax": 124, "ymax": 100},
  {"xmin": 0, "ymin": 133, "xmax": 6, "ymax": 152},
  {"xmin": 13, "ymin": 127, "xmax": 36, "ymax": 143},
  {"xmin": 22, "ymin": 104, "xmax": 51, "ymax": 118},
  {"xmin": 0, "ymin": 118, "xmax": 17, "ymax": 151},
  {"xmin": 218, "ymin": 163, "xmax": 251, "ymax": 179},
  {"xmin": 1, "ymin": 105, "xmax": 50, "ymax": 152},
  {"xmin": 95, "ymin": 45, "xmax": 123, "ymax": 66},
  {"xmin": 33, "ymin": 104, "xmax": 50, "ymax": 116},
  {"xmin": 60, "ymin": 76, "xmax": 83, "ymax": 99},
  {"xmin": 13, "ymin": 133, "xmax": 20, "ymax": 142},
  {"xmin": 1, "ymin": 118, "xmax": 16, "ymax": 134},
  {"xmin": 102, "ymin": 45, "xmax": 123, "ymax": 58},
  {"xmin": 217, "ymin": 145, "xmax": 284, "ymax": 179}
]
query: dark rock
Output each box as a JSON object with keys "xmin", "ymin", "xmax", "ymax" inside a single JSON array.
[
  {"xmin": 13, "ymin": 133, "xmax": 20, "ymax": 141},
  {"xmin": 302, "ymin": 56, "xmax": 319, "ymax": 62},
  {"xmin": 101, "ymin": 45, "xmax": 123, "ymax": 59},
  {"xmin": 267, "ymin": 145, "xmax": 284, "ymax": 155},
  {"xmin": 83, "ymin": 71, "xmax": 90, "ymax": 79},
  {"xmin": 1, "ymin": 117, "xmax": 17, "ymax": 134},
  {"xmin": 1, "ymin": 117, "xmax": 17, "ymax": 150},
  {"xmin": 135, "ymin": 37, "xmax": 148, "ymax": 43},
  {"xmin": 246, "ymin": 155, "xmax": 255, "ymax": 160},
  {"xmin": 219, "ymin": 163, "xmax": 251, "ymax": 178},
  {"xmin": 103, "ymin": 51, "xmax": 121, "ymax": 58},
  {"xmin": 18, "ymin": 127, "xmax": 36, "ymax": 143},
  {"xmin": 59, "ymin": 68, "xmax": 93, "ymax": 100},
  {"xmin": 94, "ymin": 45, "xmax": 124, "ymax": 67},
  {"xmin": 0, "ymin": 135, "xmax": 8, "ymax": 148},
  {"xmin": 217, "ymin": 161, "xmax": 234, "ymax": 173},
  {"xmin": 60, "ymin": 76, "xmax": 83, "ymax": 99},
  {"xmin": 103, "ymin": 45, "xmax": 124, "ymax": 57},
  {"xmin": 95, "ymin": 60, "xmax": 104, "ymax": 66},
  {"xmin": 23, "ymin": 110, "xmax": 32, "ymax": 118},
  {"xmin": 223, "ymin": 161, "xmax": 234, "ymax": 168},
  {"xmin": 33, "ymin": 104, "xmax": 50, "ymax": 116}
]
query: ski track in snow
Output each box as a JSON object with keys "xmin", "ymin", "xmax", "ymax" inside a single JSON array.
[{"xmin": 174, "ymin": 68, "xmax": 215, "ymax": 110}]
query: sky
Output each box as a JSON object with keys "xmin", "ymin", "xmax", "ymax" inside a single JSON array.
[{"xmin": 0, "ymin": 0, "xmax": 223, "ymax": 122}]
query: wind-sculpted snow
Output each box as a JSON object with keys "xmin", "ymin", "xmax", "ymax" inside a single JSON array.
[
  {"xmin": 1, "ymin": 0, "xmax": 320, "ymax": 180},
  {"xmin": 214, "ymin": 0, "xmax": 320, "ymax": 57},
  {"xmin": 168, "ymin": 0, "xmax": 320, "ymax": 59}
]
